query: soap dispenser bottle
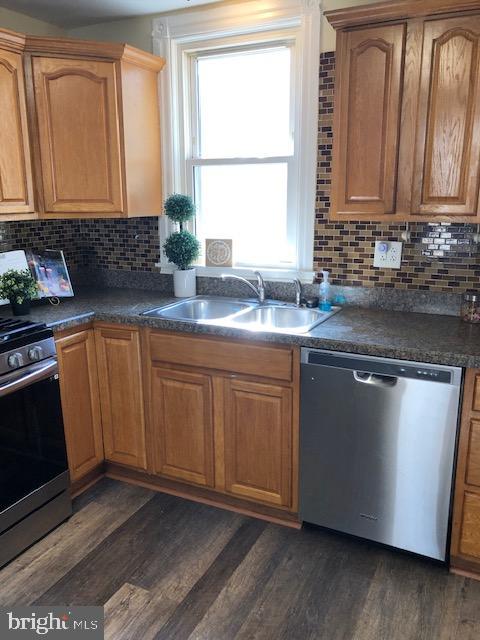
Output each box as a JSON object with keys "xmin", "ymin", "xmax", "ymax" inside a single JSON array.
[{"xmin": 319, "ymin": 270, "xmax": 332, "ymax": 311}]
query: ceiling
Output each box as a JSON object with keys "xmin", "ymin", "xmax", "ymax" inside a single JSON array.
[{"xmin": 0, "ymin": 0, "xmax": 224, "ymax": 28}]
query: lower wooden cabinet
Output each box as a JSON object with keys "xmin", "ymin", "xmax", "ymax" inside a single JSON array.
[
  {"xmin": 149, "ymin": 367, "xmax": 215, "ymax": 486},
  {"xmin": 56, "ymin": 328, "xmax": 104, "ymax": 482},
  {"xmin": 145, "ymin": 330, "xmax": 299, "ymax": 513},
  {"xmin": 57, "ymin": 324, "xmax": 299, "ymax": 516},
  {"xmin": 457, "ymin": 492, "xmax": 480, "ymax": 560},
  {"xmin": 95, "ymin": 324, "xmax": 146, "ymax": 470},
  {"xmin": 223, "ymin": 379, "xmax": 293, "ymax": 508},
  {"xmin": 451, "ymin": 369, "xmax": 480, "ymax": 573}
]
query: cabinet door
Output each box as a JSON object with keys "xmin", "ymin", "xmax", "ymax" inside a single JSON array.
[
  {"xmin": 0, "ymin": 48, "xmax": 34, "ymax": 215},
  {"xmin": 330, "ymin": 23, "xmax": 405, "ymax": 218},
  {"xmin": 223, "ymin": 379, "xmax": 293, "ymax": 508},
  {"xmin": 150, "ymin": 367, "xmax": 215, "ymax": 487},
  {"xmin": 56, "ymin": 329, "xmax": 104, "ymax": 482},
  {"xmin": 458, "ymin": 492, "xmax": 480, "ymax": 560},
  {"xmin": 411, "ymin": 17, "xmax": 480, "ymax": 217},
  {"xmin": 451, "ymin": 369, "xmax": 480, "ymax": 573},
  {"xmin": 32, "ymin": 57, "xmax": 123, "ymax": 215},
  {"xmin": 95, "ymin": 325, "xmax": 146, "ymax": 469}
]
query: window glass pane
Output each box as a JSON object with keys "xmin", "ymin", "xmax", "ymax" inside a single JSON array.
[
  {"xmin": 196, "ymin": 47, "xmax": 292, "ymax": 158},
  {"xmin": 194, "ymin": 163, "xmax": 295, "ymax": 267}
]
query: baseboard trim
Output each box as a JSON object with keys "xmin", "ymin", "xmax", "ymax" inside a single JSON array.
[
  {"xmin": 105, "ymin": 462, "xmax": 301, "ymax": 529},
  {"xmin": 70, "ymin": 463, "xmax": 105, "ymax": 498},
  {"xmin": 450, "ymin": 555, "xmax": 480, "ymax": 581}
]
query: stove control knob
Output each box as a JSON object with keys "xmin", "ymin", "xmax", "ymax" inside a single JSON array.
[
  {"xmin": 7, "ymin": 352, "xmax": 24, "ymax": 368},
  {"xmin": 28, "ymin": 346, "xmax": 43, "ymax": 362}
]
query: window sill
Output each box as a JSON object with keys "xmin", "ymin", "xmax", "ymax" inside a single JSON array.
[{"xmin": 155, "ymin": 263, "xmax": 315, "ymax": 284}]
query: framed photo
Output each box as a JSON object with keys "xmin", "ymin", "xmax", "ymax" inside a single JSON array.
[{"xmin": 27, "ymin": 250, "xmax": 74, "ymax": 298}]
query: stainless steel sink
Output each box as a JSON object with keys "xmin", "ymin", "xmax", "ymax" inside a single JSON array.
[
  {"xmin": 142, "ymin": 296, "xmax": 254, "ymax": 321},
  {"xmin": 142, "ymin": 295, "xmax": 339, "ymax": 334},
  {"xmin": 228, "ymin": 305, "xmax": 338, "ymax": 333}
]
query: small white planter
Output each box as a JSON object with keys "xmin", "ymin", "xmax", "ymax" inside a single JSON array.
[{"xmin": 173, "ymin": 268, "xmax": 196, "ymax": 298}]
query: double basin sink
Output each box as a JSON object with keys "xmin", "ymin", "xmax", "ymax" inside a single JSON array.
[{"xmin": 142, "ymin": 296, "xmax": 339, "ymax": 334}]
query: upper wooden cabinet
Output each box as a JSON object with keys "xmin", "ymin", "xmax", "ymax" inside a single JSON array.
[
  {"xmin": 0, "ymin": 29, "xmax": 165, "ymax": 220},
  {"xmin": 0, "ymin": 30, "xmax": 34, "ymax": 218},
  {"xmin": 411, "ymin": 16, "xmax": 480, "ymax": 218},
  {"xmin": 32, "ymin": 57, "xmax": 124, "ymax": 216},
  {"xmin": 327, "ymin": 0, "xmax": 480, "ymax": 222},
  {"xmin": 331, "ymin": 24, "xmax": 405, "ymax": 217}
]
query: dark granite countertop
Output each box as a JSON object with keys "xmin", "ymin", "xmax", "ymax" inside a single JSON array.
[{"xmin": 4, "ymin": 287, "xmax": 480, "ymax": 368}]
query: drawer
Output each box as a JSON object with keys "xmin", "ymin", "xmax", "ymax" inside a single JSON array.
[
  {"xmin": 459, "ymin": 491, "xmax": 480, "ymax": 559},
  {"xmin": 466, "ymin": 419, "xmax": 480, "ymax": 488},
  {"xmin": 148, "ymin": 332, "xmax": 293, "ymax": 382}
]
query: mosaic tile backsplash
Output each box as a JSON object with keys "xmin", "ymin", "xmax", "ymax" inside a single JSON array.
[
  {"xmin": 1, "ymin": 50, "xmax": 479, "ymax": 295},
  {"xmin": 0, "ymin": 220, "xmax": 83, "ymax": 269}
]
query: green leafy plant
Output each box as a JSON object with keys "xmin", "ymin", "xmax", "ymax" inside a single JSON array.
[
  {"xmin": 164, "ymin": 193, "xmax": 196, "ymax": 227},
  {"xmin": 164, "ymin": 230, "xmax": 201, "ymax": 271},
  {"xmin": 163, "ymin": 193, "xmax": 201, "ymax": 270},
  {"xmin": 0, "ymin": 269, "xmax": 38, "ymax": 304}
]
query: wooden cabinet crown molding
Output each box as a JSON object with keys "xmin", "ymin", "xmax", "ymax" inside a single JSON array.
[
  {"xmin": 24, "ymin": 36, "xmax": 165, "ymax": 70},
  {"xmin": 325, "ymin": 0, "xmax": 480, "ymax": 29},
  {"xmin": 0, "ymin": 28, "xmax": 25, "ymax": 54}
]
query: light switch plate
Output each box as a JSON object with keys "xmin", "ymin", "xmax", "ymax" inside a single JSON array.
[{"xmin": 373, "ymin": 241, "xmax": 403, "ymax": 269}]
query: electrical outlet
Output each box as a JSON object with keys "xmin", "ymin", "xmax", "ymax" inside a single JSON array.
[{"xmin": 373, "ymin": 241, "xmax": 403, "ymax": 269}]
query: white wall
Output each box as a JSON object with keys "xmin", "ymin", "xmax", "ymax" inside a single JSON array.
[
  {"xmin": 0, "ymin": 6, "xmax": 64, "ymax": 36},
  {"xmin": 68, "ymin": 14, "xmax": 152, "ymax": 51}
]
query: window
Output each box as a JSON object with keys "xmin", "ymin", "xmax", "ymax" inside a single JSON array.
[
  {"xmin": 191, "ymin": 44, "xmax": 295, "ymax": 268},
  {"xmin": 154, "ymin": 0, "xmax": 320, "ymax": 279}
]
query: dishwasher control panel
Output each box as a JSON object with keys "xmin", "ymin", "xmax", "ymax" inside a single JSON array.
[
  {"xmin": 302, "ymin": 349, "xmax": 457, "ymax": 385},
  {"xmin": 397, "ymin": 365, "xmax": 451, "ymax": 383}
]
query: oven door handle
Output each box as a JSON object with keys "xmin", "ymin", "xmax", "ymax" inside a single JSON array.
[{"xmin": 0, "ymin": 358, "xmax": 58, "ymax": 398}]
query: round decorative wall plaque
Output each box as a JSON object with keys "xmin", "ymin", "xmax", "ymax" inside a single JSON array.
[{"xmin": 205, "ymin": 239, "xmax": 233, "ymax": 267}]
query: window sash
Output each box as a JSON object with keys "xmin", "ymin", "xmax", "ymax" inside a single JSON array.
[
  {"xmin": 189, "ymin": 41, "xmax": 295, "ymax": 162},
  {"xmin": 191, "ymin": 160, "xmax": 296, "ymax": 269}
]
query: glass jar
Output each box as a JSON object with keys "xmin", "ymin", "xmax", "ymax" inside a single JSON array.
[{"xmin": 462, "ymin": 293, "xmax": 480, "ymax": 324}]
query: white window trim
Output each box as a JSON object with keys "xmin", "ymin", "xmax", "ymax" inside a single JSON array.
[{"xmin": 152, "ymin": 0, "xmax": 321, "ymax": 283}]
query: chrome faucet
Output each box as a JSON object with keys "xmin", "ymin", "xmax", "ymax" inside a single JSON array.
[
  {"xmin": 293, "ymin": 278, "xmax": 303, "ymax": 307},
  {"xmin": 221, "ymin": 271, "xmax": 266, "ymax": 303}
]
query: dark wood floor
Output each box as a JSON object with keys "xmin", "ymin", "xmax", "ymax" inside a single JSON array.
[{"xmin": 0, "ymin": 479, "xmax": 479, "ymax": 639}]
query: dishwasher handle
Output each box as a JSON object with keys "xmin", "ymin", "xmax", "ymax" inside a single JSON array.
[{"xmin": 353, "ymin": 371, "xmax": 398, "ymax": 388}]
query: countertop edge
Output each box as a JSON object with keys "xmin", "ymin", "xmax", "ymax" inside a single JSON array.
[{"xmin": 47, "ymin": 308, "xmax": 479, "ymax": 369}]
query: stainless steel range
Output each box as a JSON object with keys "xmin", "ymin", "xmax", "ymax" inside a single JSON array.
[{"xmin": 0, "ymin": 317, "xmax": 71, "ymax": 568}]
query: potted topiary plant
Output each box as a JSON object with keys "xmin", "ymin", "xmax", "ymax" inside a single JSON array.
[
  {"xmin": 0, "ymin": 268, "xmax": 38, "ymax": 315},
  {"xmin": 163, "ymin": 193, "xmax": 201, "ymax": 297}
]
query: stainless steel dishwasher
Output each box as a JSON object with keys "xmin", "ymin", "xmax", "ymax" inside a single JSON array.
[{"xmin": 300, "ymin": 348, "xmax": 462, "ymax": 561}]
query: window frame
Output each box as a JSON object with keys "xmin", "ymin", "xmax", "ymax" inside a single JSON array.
[{"xmin": 153, "ymin": 0, "xmax": 321, "ymax": 282}]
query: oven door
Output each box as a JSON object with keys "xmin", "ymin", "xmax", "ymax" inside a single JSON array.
[{"xmin": 0, "ymin": 358, "xmax": 69, "ymax": 522}]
